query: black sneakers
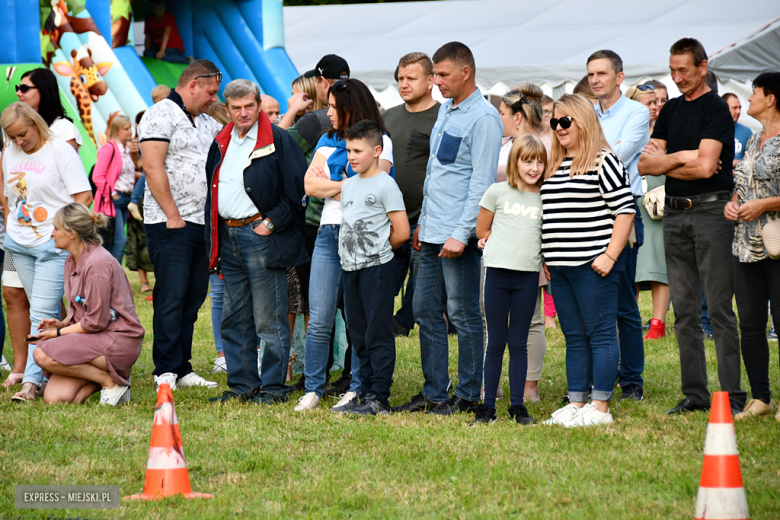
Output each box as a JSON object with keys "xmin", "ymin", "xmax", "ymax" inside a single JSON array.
[
  {"xmin": 347, "ymin": 394, "xmax": 391, "ymax": 415},
  {"xmin": 323, "ymin": 374, "xmax": 352, "ymax": 397},
  {"xmin": 392, "ymin": 392, "xmax": 438, "ymax": 413},
  {"xmin": 287, "ymin": 374, "xmax": 307, "ymax": 393},
  {"xmin": 250, "ymin": 391, "xmax": 288, "ymax": 405},
  {"xmin": 619, "ymin": 384, "xmax": 645, "ymax": 401},
  {"xmin": 429, "ymin": 396, "xmax": 479, "ymax": 416},
  {"xmin": 508, "ymin": 404, "xmax": 536, "ymax": 425},
  {"xmin": 470, "ymin": 404, "xmax": 497, "ymax": 426},
  {"xmin": 208, "ymin": 389, "xmax": 255, "ymax": 403}
]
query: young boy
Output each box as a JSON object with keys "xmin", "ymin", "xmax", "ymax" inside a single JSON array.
[{"xmin": 338, "ymin": 120, "xmax": 410, "ymax": 415}]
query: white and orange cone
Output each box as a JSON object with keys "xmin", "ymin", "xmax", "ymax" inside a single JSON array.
[
  {"xmin": 124, "ymin": 383, "xmax": 213, "ymax": 500},
  {"xmin": 694, "ymin": 391, "xmax": 749, "ymax": 520}
]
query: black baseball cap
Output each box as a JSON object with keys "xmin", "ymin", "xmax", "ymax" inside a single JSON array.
[{"xmin": 303, "ymin": 55, "xmax": 350, "ymax": 80}]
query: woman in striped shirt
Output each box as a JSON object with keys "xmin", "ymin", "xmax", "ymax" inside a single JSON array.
[{"xmin": 540, "ymin": 94, "xmax": 635, "ymax": 427}]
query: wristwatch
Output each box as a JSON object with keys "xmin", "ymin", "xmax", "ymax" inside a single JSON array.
[{"xmin": 263, "ymin": 219, "xmax": 274, "ymax": 231}]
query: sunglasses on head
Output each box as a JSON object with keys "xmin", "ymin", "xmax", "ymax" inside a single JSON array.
[
  {"xmin": 333, "ymin": 80, "xmax": 350, "ymax": 93},
  {"xmin": 637, "ymin": 84, "xmax": 655, "ymax": 91},
  {"xmin": 15, "ymin": 84, "xmax": 37, "ymax": 94},
  {"xmin": 550, "ymin": 116, "xmax": 573, "ymax": 130},
  {"xmin": 195, "ymin": 71, "xmax": 223, "ymax": 83}
]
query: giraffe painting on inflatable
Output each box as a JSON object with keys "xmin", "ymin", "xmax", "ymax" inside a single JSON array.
[{"xmin": 53, "ymin": 49, "xmax": 113, "ymax": 146}]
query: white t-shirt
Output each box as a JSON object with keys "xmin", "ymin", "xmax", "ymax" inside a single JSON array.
[
  {"xmin": 318, "ymin": 134, "xmax": 394, "ymax": 225},
  {"xmin": 3, "ymin": 138, "xmax": 91, "ymax": 247},
  {"xmin": 49, "ymin": 117, "xmax": 83, "ymax": 149}
]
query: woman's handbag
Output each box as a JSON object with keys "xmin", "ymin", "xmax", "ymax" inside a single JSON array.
[
  {"xmin": 747, "ymin": 146, "xmax": 780, "ymax": 259},
  {"xmin": 642, "ymin": 176, "xmax": 665, "ymax": 220}
]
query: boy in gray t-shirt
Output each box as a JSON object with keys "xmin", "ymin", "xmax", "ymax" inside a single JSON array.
[{"xmin": 338, "ymin": 121, "xmax": 409, "ymax": 415}]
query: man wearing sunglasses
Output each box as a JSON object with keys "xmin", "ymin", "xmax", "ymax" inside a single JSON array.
[
  {"xmin": 587, "ymin": 50, "xmax": 650, "ymax": 403},
  {"xmin": 138, "ymin": 60, "xmax": 224, "ymax": 392}
]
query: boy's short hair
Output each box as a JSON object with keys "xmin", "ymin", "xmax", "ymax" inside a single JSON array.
[
  {"xmin": 151, "ymin": 85, "xmax": 171, "ymax": 104},
  {"xmin": 345, "ymin": 120, "xmax": 383, "ymax": 149}
]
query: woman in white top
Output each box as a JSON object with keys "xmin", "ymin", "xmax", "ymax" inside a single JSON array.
[
  {"xmin": 1, "ymin": 69, "xmax": 84, "ymax": 388},
  {"xmin": 297, "ymin": 79, "xmax": 394, "ymax": 412},
  {"xmin": 0, "ymin": 103, "xmax": 92, "ymax": 401}
]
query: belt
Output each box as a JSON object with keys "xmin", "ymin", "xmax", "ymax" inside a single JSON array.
[
  {"xmin": 221, "ymin": 212, "xmax": 263, "ymax": 227},
  {"xmin": 664, "ymin": 191, "xmax": 730, "ymax": 210}
]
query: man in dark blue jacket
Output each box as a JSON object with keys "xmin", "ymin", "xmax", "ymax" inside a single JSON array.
[{"xmin": 204, "ymin": 79, "xmax": 308, "ymax": 404}]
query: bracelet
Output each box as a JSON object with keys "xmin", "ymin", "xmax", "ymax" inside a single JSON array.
[
  {"xmin": 604, "ymin": 252, "xmax": 618, "ymax": 263},
  {"xmin": 57, "ymin": 328, "xmax": 61, "ymax": 337}
]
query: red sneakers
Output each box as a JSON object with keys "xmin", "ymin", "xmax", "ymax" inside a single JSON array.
[{"xmin": 644, "ymin": 319, "xmax": 666, "ymax": 340}]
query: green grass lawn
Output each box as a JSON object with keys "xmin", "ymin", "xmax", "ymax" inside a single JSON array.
[{"xmin": 1, "ymin": 270, "xmax": 779, "ymax": 519}]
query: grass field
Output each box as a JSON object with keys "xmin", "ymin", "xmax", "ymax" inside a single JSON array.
[{"xmin": 1, "ymin": 270, "xmax": 779, "ymax": 519}]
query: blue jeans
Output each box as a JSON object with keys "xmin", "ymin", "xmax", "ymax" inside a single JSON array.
[
  {"xmin": 210, "ymin": 273, "xmax": 224, "ymax": 355},
  {"xmin": 393, "ymin": 222, "xmax": 418, "ymax": 331},
  {"xmin": 220, "ymin": 221, "xmax": 290, "ymax": 396},
  {"xmin": 130, "ymin": 175, "xmax": 146, "ymax": 206},
  {"xmin": 5, "ymin": 236, "xmax": 67, "ymax": 387},
  {"xmin": 145, "ymin": 222, "xmax": 209, "ymax": 377},
  {"xmin": 616, "ymin": 201, "xmax": 644, "ymax": 387},
  {"xmin": 549, "ymin": 262, "xmax": 621, "ymax": 402},
  {"xmin": 304, "ymin": 225, "xmax": 361, "ymax": 397},
  {"xmin": 413, "ymin": 239, "xmax": 484, "ymax": 403},
  {"xmin": 111, "ymin": 192, "xmax": 131, "ymax": 265},
  {"xmin": 143, "ymin": 45, "xmax": 189, "ymax": 64},
  {"xmin": 701, "ymin": 289, "xmax": 713, "ymax": 336}
]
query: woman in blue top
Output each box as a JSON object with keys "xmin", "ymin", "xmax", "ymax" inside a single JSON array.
[{"xmin": 297, "ymin": 79, "xmax": 394, "ymax": 412}]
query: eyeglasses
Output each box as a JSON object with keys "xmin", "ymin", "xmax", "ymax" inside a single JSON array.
[
  {"xmin": 637, "ymin": 84, "xmax": 655, "ymax": 91},
  {"xmin": 15, "ymin": 84, "xmax": 37, "ymax": 94},
  {"xmin": 195, "ymin": 72, "xmax": 223, "ymax": 83},
  {"xmin": 333, "ymin": 80, "xmax": 350, "ymax": 93},
  {"xmin": 550, "ymin": 116, "xmax": 573, "ymax": 130}
]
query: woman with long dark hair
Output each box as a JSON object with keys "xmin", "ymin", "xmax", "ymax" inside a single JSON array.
[
  {"xmin": 16, "ymin": 68, "xmax": 81, "ymax": 152},
  {"xmin": 296, "ymin": 78, "xmax": 394, "ymax": 412}
]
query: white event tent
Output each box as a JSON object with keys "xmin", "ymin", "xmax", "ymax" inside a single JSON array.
[{"xmin": 284, "ymin": 0, "xmax": 780, "ymax": 130}]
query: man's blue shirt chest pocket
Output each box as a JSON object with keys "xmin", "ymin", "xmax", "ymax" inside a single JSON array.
[{"xmin": 437, "ymin": 131, "xmax": 463, "ymax": 165}]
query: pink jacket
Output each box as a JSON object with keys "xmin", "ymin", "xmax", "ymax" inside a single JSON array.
[{"xmin": 92, "ymin": 140, "xmax": 123, "ymax": 217}]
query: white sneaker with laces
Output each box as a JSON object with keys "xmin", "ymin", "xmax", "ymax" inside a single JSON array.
[
  {"xmin": 177, "ymin": 371, "xmax": 218, "ymax": 388},
  {"xmin": 100, "ymin": 385, "xmax": 130, "ymax": 406},
  {"xmin": 294, "ymin": 392, "xmax": 320, "ymax": 411},
  {"xmin": 0, "ymin": 355, "xmax": 11, "ymax": 372},
  {"xmin": 212, "ymin": 357, "xmax": 227, "ymax": 374},
  {"xmin": 154, "ymin": 372, "xmax": 178, "ymax": 392},
  {"xmin": 332, "ymin": 391, "xmax": 358, "ymax": 411},
  {"xmin": 543, "ymin": 403, "xmax": 582, "ymax": 426},
  {"xmin": 567, "ymin": 403, "xmax": 613, "ymax": 427}
]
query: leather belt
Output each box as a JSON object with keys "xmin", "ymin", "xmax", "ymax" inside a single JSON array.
[
  {"xmin": 221, "ymin": 212, "xmax": 263, "ymax": 227},
  {"xmin": 664, "ymin": 191, "xmax": 730, "ymax": 210}
]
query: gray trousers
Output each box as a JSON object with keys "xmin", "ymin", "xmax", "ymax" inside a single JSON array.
[{"xmin": 664, "ymin": 200, "xmax": 746, "ymax": 407}]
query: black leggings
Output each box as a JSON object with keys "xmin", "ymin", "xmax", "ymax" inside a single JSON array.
[
  {"xmin": 483, "ymin": 267, "xmax": 539, "ymax": 407},
  {"xmin": 733, "ymin": 256, "xmax": 780, "ymax": 401}
]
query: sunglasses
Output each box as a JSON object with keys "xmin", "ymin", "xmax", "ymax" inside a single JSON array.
[
  {"xmin": 550, "ymin": 116, "xmax": 573, "ymax": 130},
  {"xmin": 637, "ymin": 84, "xmax": 655, "ymax": 91},
  {"xmin": 15, "ymin": 84, "xmax": 37, "ymax": 94},
  {"xmin": 333, "ymin": 80, "xmax": 350, "ymax": 93},
  {"xmin": 195, "ymin": 72, "xmax": 223, "ymax": 83}
]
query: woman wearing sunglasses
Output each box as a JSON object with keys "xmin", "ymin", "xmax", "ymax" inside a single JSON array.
[
  {"xmin": 297, "ymin": 78, "xmax": 394, "ymax": 412},
  {"xmin": 541, "ymin": 94, "xmax": 635, "ymax": 427}
]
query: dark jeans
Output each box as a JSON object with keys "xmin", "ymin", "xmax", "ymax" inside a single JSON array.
[
  {"xmin": 701, "ymin": 290, "xmax": 713, "ymax": 336},
  {"xmin": 145, "ymin": 222, "xmax": 210, "ymax": 377},
  {"xmin": 483, "ymin": 268, "xmax": 538, "ymax": 408},
  {"xmin": 143, "ymin": 45, "xmax": 189, "ymax": 64},
  {"xmin": 343, "ymin": 261, "xmax": 398, "ymax": 406},
  {"xmin": 393, "ymin": 222, "xmax": 419, "ymax": 331},
  {"xmin": 111, "ymin": 192, "xmax": 131, "ymax": 265},
  {"xmin": 733, "ymin": 256, "xmax": 780, "ymax": 401},
  {"xmin": 219, "ymin": 222, "xmax": 290, "ymax": 396},
  {"xmin": 663, "ymin": 200, "xmax": 746, "ymax": 407},
  {"xmin": 616, "ymin": 201, "xmax": 644, "ymax": 388},
  {"xmin": 413, "ymin": 239, "xmax": 483, "ymax": 403}
]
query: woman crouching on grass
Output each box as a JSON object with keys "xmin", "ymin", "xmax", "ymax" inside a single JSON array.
[
  {"xmin": 472, "ymin": 135, "xmax": 547, "ymax": 426},
  {"xmin": 31, "ymin": 203, "xmax": 144, "ymax": 406}
]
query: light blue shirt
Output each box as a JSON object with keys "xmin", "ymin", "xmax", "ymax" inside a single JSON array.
[
  {"xmin": 595, "ymin": 94, "xmax": 650, "ymax": 196},
  {"xmin": 419, "ymin": 89, "xmax": 503, "ymax": 244},
  {"xmin": 218, "ymin": 120, "xmax": 259, "ymax": 219}
]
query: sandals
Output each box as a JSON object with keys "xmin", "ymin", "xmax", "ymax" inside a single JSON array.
[
  {"xmin": 11, "ymin": 382, "xmax": 39, "ymax": 402},
  {"xmin": 3, "ymin": 373, "xmax": 24, "ymax": 389},
  {"xmin": 140, "ymin": 282, "xmax": 152, "ymax": 295}
]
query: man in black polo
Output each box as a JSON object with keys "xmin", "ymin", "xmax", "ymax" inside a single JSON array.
[{"xmin": 639, "ymin": 38, "xmax": 746, "ymax": 415}]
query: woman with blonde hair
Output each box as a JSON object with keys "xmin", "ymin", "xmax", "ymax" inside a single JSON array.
[
  {"xmin": 626, "ymin": 84, "xmax": 659, "ymax": 133},
  {"xmin": 1, "ymin": 102, "xmax": 92, "ymax": 402},
  {"xmin": 540, "ymin": 94, "xmax": 635, "ymax": 427},
  {"xmin": 32, "ymin": 203, "xmax": 144, "ymax": 405},
  {"xmin": 278, "ymin": 75, "xmax": 326, "ymax": 130},
  {"xmin": 92, "ymin": 112, "xmax": 141, "ymax": 264}
]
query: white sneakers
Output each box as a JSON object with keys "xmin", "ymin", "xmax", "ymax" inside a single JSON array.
[
  {"xmin": 294, "ymin": 392, "xmax": 320, "ymax": 411},
  {"xmin": 543, "ymin": 403, "xmax": 613, "ymax": 427},
  {"xmin": 212, "ymin": 357, "xmax": 227, "ymax": 374},
  {"xmin": 154, "ymin": 372, "xmax": 178, "ymax": 392},
  {"xmin": 100, "ymin": 385, "xmax": 130, "ymax": 406},
  {"xmin": 0, "ymin": 355, "xmax": 10, "ymax": 372},
  {"xmin": 177, "ymin": 372, "xmax": 218, "ymax": 388}
]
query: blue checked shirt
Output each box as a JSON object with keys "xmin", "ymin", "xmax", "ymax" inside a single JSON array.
[
  {"xmin": 595, "ymin": 94, "xmax": 650, "ymax": 197},
  {"xmin": 418, "ymin": 89, "xmax": 503, "ymax": 244}
]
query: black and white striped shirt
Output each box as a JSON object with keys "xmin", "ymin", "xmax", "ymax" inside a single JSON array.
[{"xmin": 541, "ymin": 152, "xmax": 635, "ymax": 266}]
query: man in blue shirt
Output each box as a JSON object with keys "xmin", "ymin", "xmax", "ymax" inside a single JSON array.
[
  {"xmin": 723, "ymin": 93, "xmax": 753, "ymax": 169},
  {"xmin": 588, "ymin": 50, "xmax": 649, "ymax": 402},
  {"xmin": 395, "ymin": 42, "xmax": 502, "ymax": 415}
]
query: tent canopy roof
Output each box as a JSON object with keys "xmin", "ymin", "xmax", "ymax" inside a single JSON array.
[{"xmin": 284, "ymin": 0, "xmax": 780, "ymax": 89}]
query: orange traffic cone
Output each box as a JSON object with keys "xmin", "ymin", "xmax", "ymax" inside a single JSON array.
[
  {"xmin": 124, "ymin": 383, "xmax": 213, "ymax": 500},
  {"xmin": 694, "ymin": 391, "xmax": 749, "ymax": 519}
]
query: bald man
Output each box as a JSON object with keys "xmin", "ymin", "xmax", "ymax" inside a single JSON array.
[{"xmin": 260, "ymin": 94, "xmax": 280, "ymax": 121}]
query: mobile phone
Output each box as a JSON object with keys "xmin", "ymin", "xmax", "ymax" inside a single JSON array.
[{"xmin": 25, "ymin": 336, "xmax": 43, "ymax": 342}]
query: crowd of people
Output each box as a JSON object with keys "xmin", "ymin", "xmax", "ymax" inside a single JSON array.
[{"xmin": 0, "ymin": 36, "xmax": 778, "ymax": 427}]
